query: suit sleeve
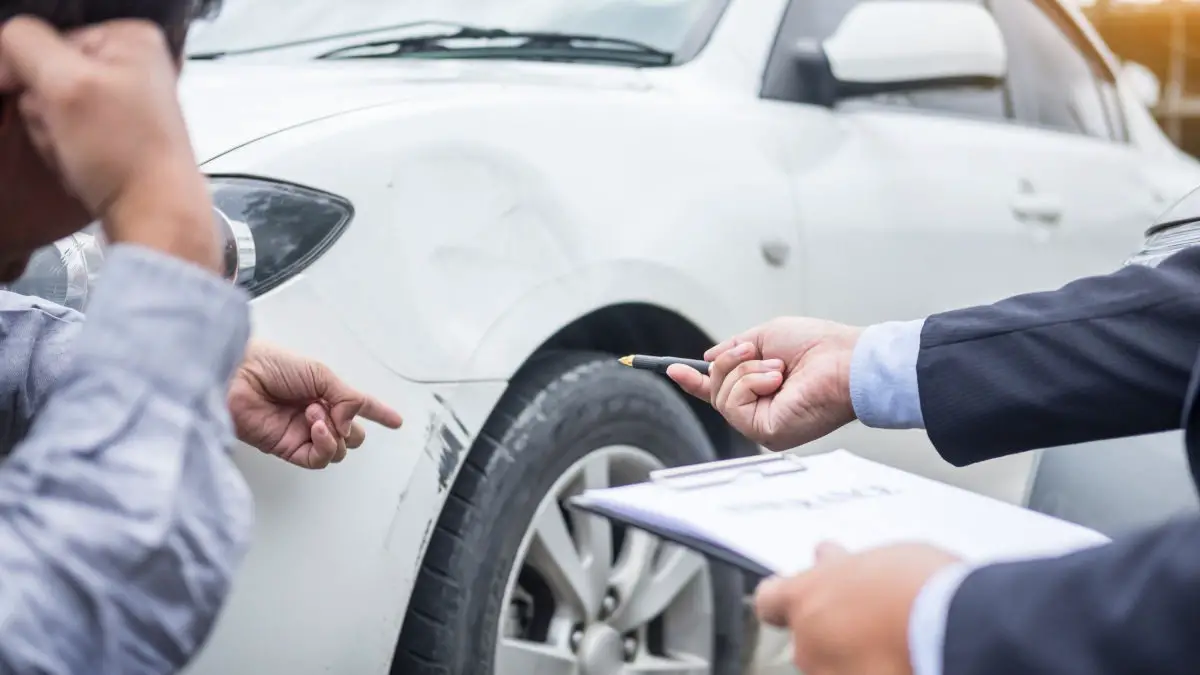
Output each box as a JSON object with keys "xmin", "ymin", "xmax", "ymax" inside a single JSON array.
[
  {"xmin": 918, "ymin": 246, "xmax": 1200, "ymax": 466},
  {"xmin": 943, "ymin": 516, "xmax": 1200, "ymax": 675}
]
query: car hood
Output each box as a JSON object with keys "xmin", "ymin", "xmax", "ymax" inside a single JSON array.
[{"xmin": 180, "ymin": 59, "xmax": 650, "ymax": 163}]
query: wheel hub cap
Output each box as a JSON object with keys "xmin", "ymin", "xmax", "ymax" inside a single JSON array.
[
  {"xmin": 495, "ymin": 445, "xmax": 716, "ymax": 675},
  {"xmin": 578, "ymin": 624, "xmax": 624, "ymax": 675}
]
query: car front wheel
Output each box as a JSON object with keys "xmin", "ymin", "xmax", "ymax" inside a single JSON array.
[{"xmin": 390, "ymin": 352, "xmax": 745, "ymax": 674}]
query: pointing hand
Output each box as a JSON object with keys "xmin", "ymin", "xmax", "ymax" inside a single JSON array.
[{"xmin": 228, "ymin": 342, "xmax": 404, "ymax": 469}]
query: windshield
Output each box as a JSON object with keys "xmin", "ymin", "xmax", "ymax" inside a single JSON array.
[{"xmin": 185, "ymin": 0, "xmax": 727, "ymax": 59}]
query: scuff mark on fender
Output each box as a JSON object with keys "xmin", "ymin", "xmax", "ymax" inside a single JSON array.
[
  {"xmin": 420, "ymin": 393, "xmax": 472, "ymax": 494},
  {"xmin": 436, "ymin": 426, "xmax": 464, "ymax": 491},
  {"xmin": 432, "ymin": 392, "xmax": 470, "ymax": 436},
  {"xmin": 420, "ymin": 415, "xmax": 439, "ymax": 464},
  {"xmin": 384, "ymin": 393, "xmax": 473, "ymax": 554}
]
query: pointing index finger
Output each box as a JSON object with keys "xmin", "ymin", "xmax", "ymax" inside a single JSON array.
[{"xmin": 357, "ymin": 395, "xmax": 404, "ymax": 429}]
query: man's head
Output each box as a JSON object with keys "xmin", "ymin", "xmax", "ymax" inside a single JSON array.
[{"xmin": 0, "ymin": 0, "xmax": 219, "ymax": 280}]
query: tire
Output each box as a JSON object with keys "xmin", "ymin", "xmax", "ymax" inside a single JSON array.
[{"xmin": 390, "ymin": 351, "xmax": 746, "ymax": 675}]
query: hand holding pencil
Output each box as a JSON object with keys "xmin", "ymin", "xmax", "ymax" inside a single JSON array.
[{"xmin": 643, "ymin": 317, "xmax": 864, "ymax": 452}]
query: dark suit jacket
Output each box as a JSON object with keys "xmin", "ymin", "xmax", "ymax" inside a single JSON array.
[{"xmin": 918, "ymin": 245, "xmax": 1200, "ymax": 675}]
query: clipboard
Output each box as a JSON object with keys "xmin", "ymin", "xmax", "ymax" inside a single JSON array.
[
  {"xmin": 569, "ymin": 499, "xmax": 777, "ymax": 578},
  {"xmin": 567, "ymin": 449, "xmax": 1111, "ymax": 581},
  {"xmin": 648, "ymin": 449, "xmax": 808, "ymax": 490},
  {"xmin": 568, "ymin": 451, "xmax": 808, "ymax": 578}
]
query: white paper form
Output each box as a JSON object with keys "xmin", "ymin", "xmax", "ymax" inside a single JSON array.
[{"xmin": 570, "ymin": 449, "xmax": 1110, "ymax": 576}]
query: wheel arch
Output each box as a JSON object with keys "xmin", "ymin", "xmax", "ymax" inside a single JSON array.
[
  {"xmin": 389, "ymin": 302, "xmax": 761, "ymax": 672},
  {"xmin": 527, "ymin": 302, "xmax": 760, "ymax": 462},
  {"xmin": 393, "ymin": 329, "xmax": 754, "ymax": 674}
]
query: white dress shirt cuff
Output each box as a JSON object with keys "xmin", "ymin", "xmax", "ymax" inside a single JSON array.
[
  {"xmin": 909, "ymin": 562, "xmax": 973, "ymax": 675},
  {"xmin": 849, "ymin": 318, "xmax": 927, "ymax": 429}
]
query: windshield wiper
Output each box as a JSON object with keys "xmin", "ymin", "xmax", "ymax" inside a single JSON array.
[
  {"xmin": 187, "ymin": 20, "xmax": 484, "ymax": 60},
  {"xmin": 314, "ymin": 26, "xmax": 674, "ymax": 66}
]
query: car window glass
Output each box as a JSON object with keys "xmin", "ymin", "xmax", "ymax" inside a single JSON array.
[
  {"xmin": 188, "ymin": 0, "xmax": 730, "ymax": 62},
  {"xmin": 990, "ymin": 0, "xmax": 1116, "ymax": 140},
  {"xmin": 761, "ymin": 0, "xmax": 1006, "ymax": 121}
]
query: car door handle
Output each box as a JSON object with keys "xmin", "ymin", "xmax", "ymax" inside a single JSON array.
[{"xmin": 1011, "ymin": 193, "xmax": 1063, "ymax": 226}]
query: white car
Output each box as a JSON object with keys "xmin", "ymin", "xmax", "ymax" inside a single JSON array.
[{"xmin": 8, "ymin": 0, "xmax": 1200, "ymax": 673}]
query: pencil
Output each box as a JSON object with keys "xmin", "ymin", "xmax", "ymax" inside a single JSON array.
[{"xmin": 619, "ymin": 354, "xmax": 711, "ymax": 375}]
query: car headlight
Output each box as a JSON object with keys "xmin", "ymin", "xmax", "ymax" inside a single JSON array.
[
  {"xmin": 1124, "ymin": 221, "xmax": 1200, "ymax": 268},
  {"xmin": 208, "ymin": 176, "xmax": 354, "ymax": 296},
  {"xmin": 1, "ymin": 176, "xmax": 353, "ymax": 311}
]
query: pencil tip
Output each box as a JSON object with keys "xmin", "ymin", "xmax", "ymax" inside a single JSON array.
[{"xmin": 618, "ymin": 355, "xmax": 634, "ymax": 367}]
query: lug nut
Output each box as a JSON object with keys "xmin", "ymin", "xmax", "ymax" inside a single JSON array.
[
  {"xmin": 622, "ymin": 635, "xmax": 638, "ymax": 660},
  {"xmin": 570, "ymin": 627, "xmax": 585, "ymax": 652},
  {"xmin": 601, "ymin": 590, "xmax": 619, "ymax": 618}
]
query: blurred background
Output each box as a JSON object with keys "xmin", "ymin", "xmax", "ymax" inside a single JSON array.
[{"xmin": 1079, "ymin": 0, "xmax": 1200, "ymax": 155}]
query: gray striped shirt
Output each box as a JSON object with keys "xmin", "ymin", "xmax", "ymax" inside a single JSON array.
[{"xmin": 0, "ymin": 245, "xmax": 253, "ymax": 674}]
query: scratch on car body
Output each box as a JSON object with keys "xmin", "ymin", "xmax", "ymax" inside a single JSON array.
[
  {"xmin": 436, "ymin": 425, "xmax": 464, "ymax": 491},
  {"xmin": 420, "ymin": 394, "xmax": 471, "ymax": 493},
  {"xmin": 385, "ymin": 394, "xmax": 472, "ymax": 553},
  {"xmin": 432, "ymin": 392, "xmax": 470, "ymax": 436},
  {"xmin": 420, "ymin": 415, "xmax": 439, "ymax": 465}
]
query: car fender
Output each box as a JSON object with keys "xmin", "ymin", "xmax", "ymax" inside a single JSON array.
[
  {"xmin": 201, "ymin": 91, "xmax": 805, "ymax": 383},
  {"xmin": 453, "ymin": 258, "xmax": 736, "ymax": 377}
]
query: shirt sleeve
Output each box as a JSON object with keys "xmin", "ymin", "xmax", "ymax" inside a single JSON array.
[
  {"xmin": 908, "ymin": 563, "xmax": 973, "ymax": 675},
  {"xmin": 0, "ymin": 292, "xmax": 82, "ymax": 456},
  {"xmin": 849, "ymin": 319, "xmax": 927, "ymax": 429},
  {"xmin": 0, "ymin": 245, "xmax": 253, "ymax": 675}
]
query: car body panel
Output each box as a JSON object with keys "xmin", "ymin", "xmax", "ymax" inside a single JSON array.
[
  {"xmin": 194, "ymin": 66, "xmax": 804, "ymax": 384},
  {"xmin": 184, "ymin": 278, "xmax": 445, "ymax": 672},
  {"xmin": 185, "ymin": 274, "xmax": 513, "ymax": 673},
  {"xmin": 1026, "ymin": 432, "xmax": 1197, "ymax": 538},
  {"xmin": 180, "ymin": 59, "xmax": 655, "ymax": 163}
]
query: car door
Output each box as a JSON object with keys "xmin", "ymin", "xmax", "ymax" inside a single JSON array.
[
  {"xmin": 759, "ymin": 0, "xmax": 1088, "ymax": 325},
  {"xmin": 987, "ymin": 0, "xmax": 1164, "ymax": 283},
  {"xmin": 756, "ymin": 0, "xmax": 1061, "ymax": 501}
]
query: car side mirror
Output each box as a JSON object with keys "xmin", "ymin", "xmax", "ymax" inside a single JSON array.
[
  {"xmin": 1121, "ymin": 61, "xmax": 1161, "ymax": 110},
  {"xmin": 803, "ymin": 0, "xmax": 1006, "ymax": 102}
]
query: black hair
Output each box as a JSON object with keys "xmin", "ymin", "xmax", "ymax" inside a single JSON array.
[{"xmin": 0, "ymin": 0, "xmax": 221, "ymax": 54}]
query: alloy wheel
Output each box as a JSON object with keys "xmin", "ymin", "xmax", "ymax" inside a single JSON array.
[{"xmin": 495, "ymin": 445, "xmax": 715, "ymax": 675}]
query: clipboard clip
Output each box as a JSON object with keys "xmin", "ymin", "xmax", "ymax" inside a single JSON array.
[{"xmin": 649, "ymin": 451, "xmax": 808, "ymax": 491}]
